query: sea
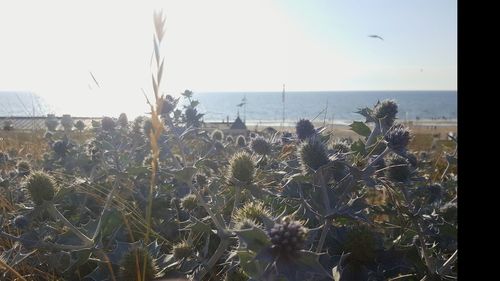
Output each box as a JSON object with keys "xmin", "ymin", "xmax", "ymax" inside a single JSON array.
[{"xmin": 1, "ymin": 91, "xmax": 456, "ymax": 126}]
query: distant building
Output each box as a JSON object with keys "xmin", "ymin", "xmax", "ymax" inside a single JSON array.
[
  {"xmin": 230, "ymin": 116, "xmax": 246, "ymax": 130},
  {"xmin": 204, "ymin": 115, "xmax": 247, "ymax": 136}
]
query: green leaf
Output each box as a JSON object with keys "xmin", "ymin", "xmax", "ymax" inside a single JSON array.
[
  {"xmin": 237, "ymin": 250, "xmax": 260, "ymax": 277},
  {"xmin": 294, "ymin": 251, "xmax": 330, "ymax": 277},
  {"xmin": 173, "ymin": 167, "xmax": 197, "ymax": 183},
  {"xmin": 350, "ymin": 139, "xmax": 366, "ymax": 155},
  {"xmin": 190, "ymin": 100, "xmax": 199, "ymax": 107},
  {"xmin": 349, "ymin": 121, "xmax": 371, "ymax": 137},
  {"xmin": 235, "ymin": 227, "xmax": 272, "ymax": 253}
]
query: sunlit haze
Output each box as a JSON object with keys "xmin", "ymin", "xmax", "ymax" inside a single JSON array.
[{"xmin": 0, "ymin": 0, "xmax": 457, "ymax": 117}]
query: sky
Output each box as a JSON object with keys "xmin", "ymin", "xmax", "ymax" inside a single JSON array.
[{"xmin": 0, "ymin": 0, "xmax": 457, "ymax": 117}]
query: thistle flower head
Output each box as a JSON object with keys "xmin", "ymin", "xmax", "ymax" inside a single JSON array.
[
  {"xmin": 25, "ymin": 171, "xmax": 57, "ymax": 205},
  {"xmin": 374, "ymin": 99, "xmax": 398, "ymax": 127},
  {"xmin": 180, "ymin": 194, "xmax": 198, "ymax": 211},
  {"xmin": 119, "ymin": 247, "xmax": 157, "ymax": 281},
  {"xmin": 385, "ymin": 155, "xmax": 412, "ymax": 182},
  {"xmin": 234, "ymin": 201, "xmax": 271, "ymax": 225},
  {"xmin": 227, "ymin": 152, "xmax": 255, "ymax": 185},
  {"xmin": 118, "ymin": 113, "xmax": 128, "ymax": 127},
  {"xmin": 91, "ymin": 120, "xmax": 100, "ymax": 128},
  {"xmin": 160, "ymin": 95, "xmax": 179, "ymax": 115},
  {"xmin": 0, "ymin": 152, "xmax": 9, "ymax": 165},
  {"xmin": 211, "ymin": 129, "xmax": 224, "ymax": 141},
  {"xmin": 298, "ymin": 136, "xmax": 330, "ymax": 173},
  {"xmin": 13, "ymin": 215, "xmax": 30, "ymax": 229},
  {"xmin": 101, "ymin": 117, "xmax": 116, "ymax": 131},
  {"xmin": 250, "ymin": 137, "xmax": 271, "ymax": 155},
  {"xmin": 295, "ymin": 119, "xmax": 316, "ymax": 140},
  {"xmin": 60, "ymin": 114, "xmax": 73, "ymax": 131},
  {"xmin": 52, "ymin": 140, "xmax": 67, "ymax": 157},
  {"xmin": 75, "ymin": 120, "xmax": 86, "ymax": 131},
  {"xmin": 234, "ymin": 218, "xmax": 260, "ymax": 230},
  {"xmin": 236, "ymin": 135, "xmax": 246, "ymax": 147},
  {"xmin": 330, "ymin": 140, "xmax": 350, "ymax": 154},
  {"xmin": 269, "ymin": 217, "xmax": 308, "ymax": 257},
  {"xmin": 384, "ymin": 124, "xmax": 412, "ymax": 151},
  {"xmin": 173, "ymin": 241, "xmax": 193, "ymax": 259},
  {"xmin": 281, "ymin": 132, "xmax": 293, "ymax": 144},
  {"xmin": 17, "ymin": 161, "xmax": 31, "ymax": 176},
  {"xmin": 45, "ymin": 114, "xmax": 59, "ymax": 131}
]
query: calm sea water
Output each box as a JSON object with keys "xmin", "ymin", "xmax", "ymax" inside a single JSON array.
[
  {"xmin": 193, "ymin": 91, "xmax": 457, "ymax": 125},
  {"xmin": 1, "ymin": 91, "xmax": 456, "ymax": 125}
]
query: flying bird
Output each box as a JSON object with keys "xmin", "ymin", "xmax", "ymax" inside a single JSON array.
[
  {"xmin": 368, "ymin": 34, "xmax": 384, "ymax": 41},
  {"xmin": 89, "ymin": 71, "xmax": 100, "ymax": 88}
]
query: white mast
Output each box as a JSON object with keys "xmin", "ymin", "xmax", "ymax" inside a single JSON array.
[{"xmin": 281, "ymin": 84, "xmax": 285, "ymax": 130}]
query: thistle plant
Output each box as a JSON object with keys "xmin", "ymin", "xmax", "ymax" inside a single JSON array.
[
  {"xmin": 0, "ymin": 13, "xmax": 456, "ymax": 281},
  {"xmin": 385, "ymin": 154, "xmax": 412, "ymax": 182},
  {"xmin": 180, "ymin": 194, "xmax": 198, "ymax": 211},
  {"xmin": 374, "ymin": 99, "xmax": 398, "ymax": 128},
  {"xmin": 25, "ymin": 171, "xmax": 57, "ymax": 205},
  {"xmin": 298, "ymin": 136, "xmax": 329, "ymax": 173},
  {"xmin": 295, "ymin": 119, "xmax": 315, "ymax": 140},
  {"xmin": 172, "ymin": 241, "xmax": 193, "ymax": 260},
  {"xmin": 233, "ymin": 201, "xmax": 271, "ymax": 226},
  {"xmin": 75, "ymin": 120, "xmax": 86, "ymax": 132},
  {"xmin": 269, "ymin": 217, "xmax": 308, "ymax": 257},
  {"xmin": 211, "ymin": 129, "xmax": 224, "ymax": 141},
  {"xmin": 101, "ymin": 116, "xmax": 116, "ymax": 131},
  {"xmin": 236, "ymin": 135, "xmax": 246, "ymax": 147},
  {"xmin": 45, "ymin": 114, "xmax": 59, "ymax": 131},
  {"xmin": 227, "ymin": 152, "xmax": 255, "ymax": 185},
  {"xmin": 17, "ymin": 160, "xmax": 31, "ymax": 176},
  {"xmin": 385, "ymin": 123, "xmax": 412, "ymax": 152},
  {"xmin": 250, "ymin": 136, "xmax": 271, "ymax": 155},
  {"xmin": 61, "ymin": 114, "xmax": 73, "ymax": 132}
]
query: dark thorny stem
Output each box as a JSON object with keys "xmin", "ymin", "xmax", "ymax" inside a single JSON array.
[{"xmin": 316, "ymin": 168, "xmax": 332, "ymax": 253}]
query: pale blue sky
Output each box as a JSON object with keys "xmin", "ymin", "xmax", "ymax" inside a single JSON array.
[{"xmin": 0, "ymin": 0, "xmax": 456, "ymax": 116}]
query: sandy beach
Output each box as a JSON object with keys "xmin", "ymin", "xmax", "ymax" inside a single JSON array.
[{"xmin": 245, "ymin": 119, "xmax": 457, "ymax": 141}]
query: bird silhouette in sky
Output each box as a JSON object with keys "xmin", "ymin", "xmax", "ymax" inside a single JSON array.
[
  {"xmin": 89, "ymin": 71, "xmax": 100, "ymax": 88},
  {"xmin": 368, "ymin": 34, "xmax": 384, "ymax": 41}
]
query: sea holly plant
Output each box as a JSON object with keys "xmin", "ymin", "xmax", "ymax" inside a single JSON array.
[
  {"xmin": 235, "ymin": 217, "xmax": 329, "ymax": 280},
  {"xmin": 0, "ymin": 11, "xmax": 456, "ymax": 281}
]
